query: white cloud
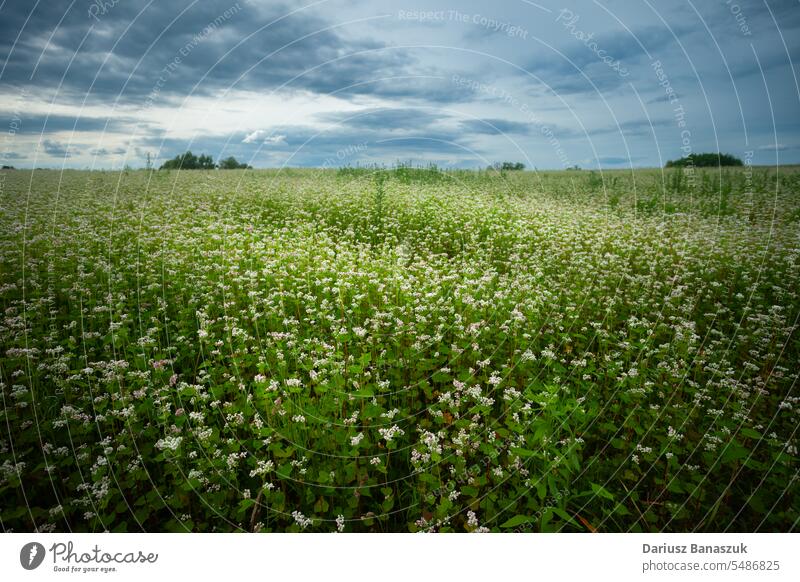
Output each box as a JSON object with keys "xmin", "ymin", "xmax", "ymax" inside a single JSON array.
[
  {"xmin": 242, "ymin": 129, "xmax": 266, "ymax": 143},
  {"xmin": 243, "ymin": 130, "xmax": 287, "ymax": 145},
  {"xmin": 757, "ymin": 144, "xmax": 788, "ymax": 152}
]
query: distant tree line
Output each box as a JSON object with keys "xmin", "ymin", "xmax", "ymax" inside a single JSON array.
[
  {"xmin": 159, "ymin": 151, "xmax": 251, "ymax": 170},
  {"xmin": 489, "ymin": 162, "xmax": 525, "ymax": 171},
  {"xmin": 665, "ymin": 153, "xmax": 743, "ymax": 168}
]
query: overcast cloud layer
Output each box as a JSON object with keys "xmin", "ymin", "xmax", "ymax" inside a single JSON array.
[{"xmin": 1, "ymin": 0, "xmax": 798, "ymax": 169}]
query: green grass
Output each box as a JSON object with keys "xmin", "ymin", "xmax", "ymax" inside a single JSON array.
[{"xmin": 0, "ymin": 167, "xmax": 798, "ymax": 532}]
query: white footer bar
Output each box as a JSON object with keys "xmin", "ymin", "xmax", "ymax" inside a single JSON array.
[{"xmin": 2, "ymin": 533, "xmax": 797, "ymax": 581}]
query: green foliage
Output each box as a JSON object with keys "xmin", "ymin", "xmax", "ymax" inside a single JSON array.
[
  {"xmin": 391, "ymin": 162, "xmax": 448, "ymax": 184},
  {"xmin": 335, "ymin": 162, "xmax": 449, "ymax": 185},
  {"xmin": 0, "ymin": 166, "xmax": 797, "ymax": 533},
  {"xmin": 491, "ymin": 162, "xmax": 525, "ymax": 171},
  {"xmin": 665, "ymin": 152, "xmax": 743, "ymax": 168},
  {"xmin": 218, "ymin": 156, "xmax": 251, "ymax": 169},
  {"xmin": 160, "ymin": 151, "xmax": 216, "ymax": 170},
  {"xmin": 159, "ymin": 151, "xmax": 250, "ymax": 170}
]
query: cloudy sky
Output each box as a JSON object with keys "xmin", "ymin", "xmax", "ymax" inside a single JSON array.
[{"xmin": 1, "ymin": 0, "xmax": 798, "ymax": 169}]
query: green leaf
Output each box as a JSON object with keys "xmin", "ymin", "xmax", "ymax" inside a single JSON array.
[
  {"xmin": 739, "ymin": 428, "xmax": 762, "ymax": 440},
  {"xmin": 418, "ymin": 473, "xmax": 439, "ymax": 486},
  {"xmin": 550, "ymin": 508, "xmax": 579, "ymax": 527},
  {"xmin": 721, "ymin": 442, "xmax": 749, "ymax": 464},
  {"xmin": 591, "ymin": 483, "xmax": 615, "ymax": 501},
  {"xmin": 461, "ymin": 486, "xmax": 478, "ymax": 497},
  {"xmin": 500, "ymin": 515, "xmax": 531, "ymax": 528}
]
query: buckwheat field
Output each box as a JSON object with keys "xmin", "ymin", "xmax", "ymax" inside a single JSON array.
[{"xmin": 1, "ymin": 166, "xmax": 798, "ymax": 532}]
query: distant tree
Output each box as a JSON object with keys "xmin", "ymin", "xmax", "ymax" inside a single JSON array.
[
  {"xmin": 218, "ymin": 156, "xmax": 251, "ymax": 169},
  {"xmin": 198, "ymin": 154, "xmax": 215, "ymax": 169},
  {"xmin": 665, "ymin": 153, "xmax": 743, "ymax": 168},
  {"xmin": 160, "ymin": 152, "xmax": 251, "ymax": 170},
  {"xmin": 491, "ymin": 162, "xmax": 525, "ymax": 171},
  {"xmin": 161, "ymin": 151, "xmax": 197, "ymax": 170},
  {"xmin": 1, "ymin": 165, "xmax": 15, "ymax": 170}
]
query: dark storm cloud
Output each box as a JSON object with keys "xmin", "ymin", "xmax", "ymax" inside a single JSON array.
[
  {"xmin": 451, "ymin": 116, "xmax": 672, "ymax": 148},
  {"xmin": 728, "ymin": 43, "xmax": 800, "ymax": 80},
  {"xmin": 0, "ymin": 113, "xmax": 142, "ymax": 135},
  {"xmin": 344, "ymin": 76, "xmax": 481, "ymax": 104},
  {"xmin": 459, "ymin": 118, "xmax": 535, "ymax": 135},
  {"xmin": 458, "ymin": 116, "xmax": 667, "ymax": 141},
  {"xmin": 89, "ymin": 147, "xmax": 128, "ymax": 156},
  {"xmin": 698, "ymin": 0, "xmax": 800, "ymax": 37},
  {"xmin": 591, "ymin": 118, "xmax": 673, "ymax": 137},
  {"xmin": 518, "ymin": 23, "xmax": 695, "ymax": 97},
  {"xmin": 316, "ymin": 108, "xmax": 444, "ymax": 131},
  {"xmin": 0, "ymin": 0, "xmax": 413, "ymax": 103},
  {"xmin": 41, "ymin": 139, "xmax": 80, "ymax": 157}
]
